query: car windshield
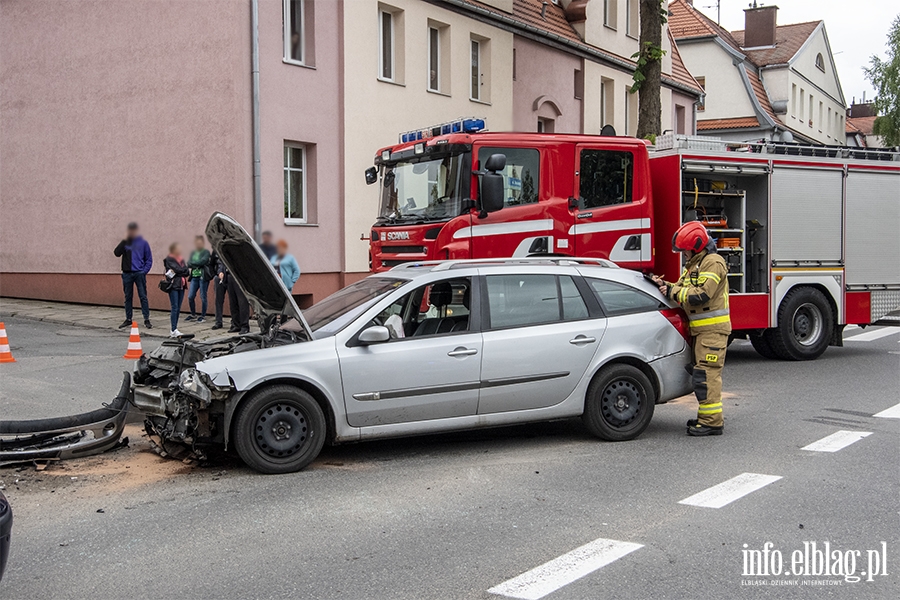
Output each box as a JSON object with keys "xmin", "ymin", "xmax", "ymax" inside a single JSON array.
[
  {"xmin": 379, "ymin": 153, "xmax": 468, "ymax": 222},
  {"xmin": 303, "ymin": 277, "xmax": 409, "ymax": 338}
]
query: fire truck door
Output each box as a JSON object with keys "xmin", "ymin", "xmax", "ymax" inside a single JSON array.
[{"xmin": 571, "ymin": 145, "xmax": 651, "ymax": 269}]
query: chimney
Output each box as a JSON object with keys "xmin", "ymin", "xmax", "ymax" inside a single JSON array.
[{"xmin": 743, "ymin": 5, "xmax": 778, "ymax": 48}]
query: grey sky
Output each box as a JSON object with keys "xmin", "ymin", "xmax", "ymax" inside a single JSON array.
[{"xmin": 693, "ymin": 1, "xmax": 898, "ymax": 106}]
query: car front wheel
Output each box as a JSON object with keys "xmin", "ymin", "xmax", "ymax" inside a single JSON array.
[
  {"xmin": 582, "ymin": 364, "xmax": 655, "ymax": 442},
  {"xmin": 233, "ymin": 385, "xmax": 326, "ymax": 474}
]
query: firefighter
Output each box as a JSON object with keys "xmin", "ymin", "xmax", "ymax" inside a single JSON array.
[{"xmin": 652, "ymin": 222, "xmax": 731, "ymax": 436}]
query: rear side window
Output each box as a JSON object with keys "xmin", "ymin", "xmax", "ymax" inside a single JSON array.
[
  {"xmin": 579, "ymin": 149, "xmax": 634, "ymax": 208},
  {"xmin": 587, "ymin": 279, "xmax": 663, "ymax": 316},
  {"xmin": 477, "ymin": 147, "xmax": 540, "ymax": 206},
  {"xmin": 486, "ymin": 275, "xmax": 589, "ymax": 328}
]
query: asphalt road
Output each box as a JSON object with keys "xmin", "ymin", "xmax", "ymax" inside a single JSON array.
[{"xmin": 1, "ymin": 316, "xmax": 898, "ymax": 599}]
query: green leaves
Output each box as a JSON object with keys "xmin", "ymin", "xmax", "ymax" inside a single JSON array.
[
  {"xmin": 864, "ymin": 15, "xmax": 900, "ymax": 146},
  {"xmin": 631, "ymin": 42, "xmax": 667, "ymax": 94}
]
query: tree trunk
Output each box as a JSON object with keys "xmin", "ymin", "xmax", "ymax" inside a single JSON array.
[{"xmin": 636, "ymin": 0, "xmax": 663, "ymax": 139}]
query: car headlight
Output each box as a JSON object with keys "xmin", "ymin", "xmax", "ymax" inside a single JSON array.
[{"xmin": 179, "ymin": 368, "xmax": 212, "ymax": 405}]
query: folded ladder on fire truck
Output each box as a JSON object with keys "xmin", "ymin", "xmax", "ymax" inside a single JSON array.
[{"xmin": 0, "ymin": 373, "xmax": 131, "ymax": 465}]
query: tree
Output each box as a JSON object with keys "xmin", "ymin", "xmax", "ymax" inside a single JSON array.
[
  {"xmin": 865, "ymin": 15, "xmax": 900, "ymax": 146},
  {"xmin": 633, "ymin": 0, "xmax": 667, "ymax": 140}
]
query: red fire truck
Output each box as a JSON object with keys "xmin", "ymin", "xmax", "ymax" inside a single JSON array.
[{"xmin": 367, "ymin": 120, "xmax": 900, "ymax": 360}]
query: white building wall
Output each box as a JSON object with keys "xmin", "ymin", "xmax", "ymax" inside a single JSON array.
[{"xmin": 677, "ymin": 41, "xmax": 756, "ymax": 120}]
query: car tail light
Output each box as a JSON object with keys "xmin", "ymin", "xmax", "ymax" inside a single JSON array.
[{"xmin": 661, "ymin": 307, "xmax": 691, "ymax": 342}]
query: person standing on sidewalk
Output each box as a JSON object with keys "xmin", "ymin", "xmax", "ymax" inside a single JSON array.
[
  {"xmin": 226, "ymin": 267, "xmax": 250, "ymax": 334},
  {"xmin": 271, "ymin": 240, "xmax": 300, "ymax": 293},
  {"xmin": 162, "ymin": 243, "xmax": 190, "ymax": 337},
  {"xmin": 114, "ymin": 222, "xmax": 153, "ymax": 329},
  {"xmin": 653, "ymin": 222, "xmax": 731, "ymax": 437},
  {"xmin": 210, "ymin": 251, "xmax": 228, "ymax": 331},
  {"xmin": 259, "ymin": 230, "xmax": 277, "ymax": 260},
  {"xmin": 185, "ymin": 235, "xmax": 211, "ymax": 323}
]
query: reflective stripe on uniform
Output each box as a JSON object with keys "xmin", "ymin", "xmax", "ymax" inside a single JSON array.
[
  {"xmin": 699, "ymin": 271, "xmax": 721, "ymax": 284},
  {"xmin": 697, "ymin": 403, "xmax": 723, "ymax": 414},
  {"xmin": 687, "ymin": 308, "xmax": 731, "ymax": 322},
  {"xmin": 690, "ymin": 315, "xmax": 731, "ymax": 328}
]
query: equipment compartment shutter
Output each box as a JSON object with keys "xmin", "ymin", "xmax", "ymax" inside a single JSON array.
[
  {"xmin": 770, "ymin": 167, "xmax": 843, "ymax": 263},
  {"xmin": 845, "ymin": 171, "xmax": 900, "ymax": 286}
]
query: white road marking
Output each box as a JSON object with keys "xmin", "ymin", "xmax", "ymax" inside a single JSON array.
[
  {"xmin": 845, "ymin": 328, "xmax": 900, "ymax": 342},
  {"xmin": 844, "ymin": 324, "xmax": 859, "ymax": 330},
  {"xmin": 678, "ymin": 473, "xmax": 782, "ymax": 509},
  {"xmin": 488, "ymin": 537, "xmax": 643, "ymax": 600},
  {"xmin": 873, "ymin": 403, "xmax": 900, "ymax": 419},
  {"xmin": 801, "ymin": 430, "xmax": 873, "ymax": 452}
]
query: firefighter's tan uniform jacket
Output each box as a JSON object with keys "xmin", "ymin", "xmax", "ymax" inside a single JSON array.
[{"xmin": 664, "ymin": 249, "xmax": 731, "ymax": 427}]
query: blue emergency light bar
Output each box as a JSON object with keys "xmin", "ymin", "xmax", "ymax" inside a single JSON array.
[{"xmin": 399, "ymin": 118, "xmax": 486, "ymax": 143}]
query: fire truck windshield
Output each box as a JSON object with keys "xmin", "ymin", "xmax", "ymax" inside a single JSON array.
[{"xmin": 378, "ymin": 153, "xmax": 468, "ymax": 223}]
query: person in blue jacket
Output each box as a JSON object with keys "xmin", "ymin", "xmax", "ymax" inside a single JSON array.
[
  {"xmin": 114, "ymin": 222, "xmax": 153, "ymax": 329},
  {"xmin": 271, "ymin": 239, "xmax": 300, "ymax": 293}
]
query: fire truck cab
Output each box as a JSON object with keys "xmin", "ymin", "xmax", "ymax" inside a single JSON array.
[{"xmin": 368, "ymin": 122, "xmax": 900, "ymax": 361}]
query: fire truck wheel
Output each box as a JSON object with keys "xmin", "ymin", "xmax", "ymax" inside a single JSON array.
[
  {"xmin": 749, "ymin": 332, "xmax": 779, "ymax": 359},
  {"xmin": 582, "ymin": 364, "xmax": 655, "ymax": 442},
  {"xmin": 767, "ymin": 287, "xmax": 834, "ymax": 361}
]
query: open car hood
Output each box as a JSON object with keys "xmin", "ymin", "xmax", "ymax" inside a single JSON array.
[{"xmin": 205, "ymin": 212, "xmax": 312, "ymax": 338}]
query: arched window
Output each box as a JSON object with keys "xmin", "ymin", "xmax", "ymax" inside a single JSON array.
[{"xmin": 815, "ymin": 53, "xmax": 825, "ymax": 72}]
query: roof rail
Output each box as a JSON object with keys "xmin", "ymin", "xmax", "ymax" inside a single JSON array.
[
  {"xmin": 654, "ymin": 134, "xmax": 900, "ymax": 162},
  {"xmin": 389, "ymin": 257, "xmax": 620, "ymax": 272}
]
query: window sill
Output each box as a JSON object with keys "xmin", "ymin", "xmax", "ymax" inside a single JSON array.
[
  {"xmin": 604, "ymin": 24, "xmax": 617, "ymax": 32},
  {"xmin": 378, "ymin": 77, "xmax": 405, "ymax": 87},
  {"xmin": 284, "ymin": 220, "xmax": 318, "ymax": 227},
  {"xmin": 469, "ymin": 97, "xmax": 491, "ymax": 106},
  {"xmin": 427, "ymin": 88, "xmax": 451, "ymax": 98},
  {"xmin": 283, "ymin": 58, "xmax": 316, "ymax": 70},
  {"xmin": 626, "ymin": 33, "xmax": 638, "ymax": 41}
]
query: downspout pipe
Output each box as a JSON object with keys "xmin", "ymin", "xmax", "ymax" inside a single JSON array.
[{"xmin": 251, "ymin": 0, "xmax": 262, "ymax": 242}]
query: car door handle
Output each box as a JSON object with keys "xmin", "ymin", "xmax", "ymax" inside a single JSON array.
[
  {"xmin": 448, "ymin": 347, "xmax": 478, "ymax": 357},
  {"xmin": 569, "ymin": 335, "xmax": 597, "ymax": 345}
]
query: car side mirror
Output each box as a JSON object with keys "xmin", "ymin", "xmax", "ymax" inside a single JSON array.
[
  {"xmin": 364, "ymin": 166, "xmax": 378, "ymax": 185},
  {"xmin": 358, "ymin": 325, "xmax": 390, "ymax": 345},
  {"xmin": 479, "ymin": 153, "xmax": 506, "ymax": 215}
]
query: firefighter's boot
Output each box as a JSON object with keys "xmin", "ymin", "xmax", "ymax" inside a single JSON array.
[{"xmin": 687, "ymin": 423, "xmax": 724, "ymax": 436}]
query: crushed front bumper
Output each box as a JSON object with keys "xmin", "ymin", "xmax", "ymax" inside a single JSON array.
[{"xmin": 0, "ymin": 373, "xmax": 131, "ymax": 465}]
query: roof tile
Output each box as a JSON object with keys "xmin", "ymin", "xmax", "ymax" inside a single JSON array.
[
  {"xmin": 697, "ymin": 117, "xmax": 761, "ymax": 131},
  {"xmin": 731, "ymin": 21, "xmax": 821, "ymax": 66}
]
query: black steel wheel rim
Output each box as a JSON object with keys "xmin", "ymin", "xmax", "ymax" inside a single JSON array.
[
  {"xmin": 599, "ymin": 378, "xmax": 642, "ymax": 428},
  {"xmin": 253, "ymin": 401, "xmax": 310, "ymax": 460},
  {"xmin": 791, "ymin": 302, "xmax": 823, "ymax": 347}
]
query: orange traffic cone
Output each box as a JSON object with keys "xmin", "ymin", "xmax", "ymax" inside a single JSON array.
[
  {"xmin": 123, "ymin": 321, "xmax": 144, "ymax": 359},
  {"xmin": 0, "ymin": 322, "xmax": 15, "ymax": 363}
]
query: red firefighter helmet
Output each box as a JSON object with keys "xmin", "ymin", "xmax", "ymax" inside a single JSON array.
[{"xmin": 672, "ymin": 221, "xmax": 710, "ymax": 253}]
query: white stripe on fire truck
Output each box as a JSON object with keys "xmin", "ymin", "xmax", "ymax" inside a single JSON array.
[
  {"xmin": 452, "ymin": 219, "xmax": 555, "ymax": 239},
  {"xmin": 567, "ymin": 218, "xmax": 651, "ymax": 236}
]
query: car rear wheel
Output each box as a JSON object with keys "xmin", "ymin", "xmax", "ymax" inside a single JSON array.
[
  {"xmin": 233, "ymin": 385, "xmax": 326, "ymax": 474},
  {"xmin": 582, "ymin": 364, "xmax": 655, "ymax": 442}
]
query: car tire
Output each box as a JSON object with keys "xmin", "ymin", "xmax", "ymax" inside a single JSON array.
[
  {"xmin": 582, "ymin": 364, "xmax": 655, "ymax": 442},
  {"xmin": 233, "ymin": 385, "xmax": 327, "ymax": 474},
  {"xmin": 766, "ymin": 287, "xmax": 834, "ymax": 361},
  {"xmin": 749, "ymin": 332, "xmax": 779, "ymax": 359}
]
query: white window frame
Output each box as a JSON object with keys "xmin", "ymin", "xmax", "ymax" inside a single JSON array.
[
  {"xmin": 815, "ymin": 53, "xmax": 825, "ymax": 72},
  {"xmin": 379, "ymin": 10, "xmax": 395, "ymax": 82},
  {"xmin": 428, "ymin": 26, "xmax": 440, "ymax": 92},
  {"xmin": 626, "ymin": 0, "xmax": 638, "ymax": 38},
  {"xmin": 604, "ymin": 0, "xmax": 617, "ymax": 29},
  {"xmin": 283, "ymin": 0, "xmax": 305, "ymax": 65},
  {"xmin": 284, "ymin": 143, "xmax": 308, "ymax": 225},
  {"xmin": 470, "ymin": 39, "xmax": 481, "ymax": 101}
]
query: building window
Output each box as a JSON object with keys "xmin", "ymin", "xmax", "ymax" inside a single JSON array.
[
  {"xmin": 799, "ymin": 88, "xmax": 805, "ymax": 120},
  {"xmin": 428, "ymin": 27, "xmax": 440, "ymax": 92},
  {"xmin": 579, "ymin": 149, "xmax": 634, "ymax": 208},
  {"xmin": 574, "ymin": 69, "xmax": 584, "ymax": 100},
  {"xmin": 379, "ymin": 10, "xmax": 394, "ymax": 81},
  {"xmin": 284, "ymin": 0, "xmax": 304, "ymax": 64},
  {"xmin": 815, "ymin": 53, "xmax": 825, "ymax": 72},
  {"xmin": 624, "ymin": 87, "xmax": 637, "ymax": 136},
  {"xmin": 284, "ymin": 144, "xmax": 306, "ymax": 223},
  {"xmin": 808, "ymin": 94, "xmax": 814, "ymax": 127},
  {"xmin": 512, "ymin": 48, "xmax": 516, "ymax": 81},
  {"xmin": 601, "ymin": 77, "xmax": 615, "ymax": 128},
  {"xmin": 819, "ymin": 101, "xmax": 824, "ymax": 132},
  {"xmin": 697, "ymin": 77, "xmax": 706, "ymax": 111},
  {"xmin": 626, "ymin": 0, "xmax": 638, "ymax": 38},
  {"xmin": 791, "ymin": 83, "xmax": 797, "ymax": 118},
  {"xmin": 675, "ymin": 105, "xmax": 686, "ymax": 135},
  {"xmin": 537, "ymin": 118, "xmax": 555, "ymax": 133},
  {"xmin": 470, "ymin": 39, "xmax": 481, "ymax": 101},
  {"xmin": 604, "ymin": 0, "xmax": 617, "ymax": 29}
]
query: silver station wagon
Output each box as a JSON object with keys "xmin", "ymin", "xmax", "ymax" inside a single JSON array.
[{"xmin": 132, "ymin": 213, "xmax": 693, "ymax": 473}]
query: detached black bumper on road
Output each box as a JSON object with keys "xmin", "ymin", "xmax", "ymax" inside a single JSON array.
[{"xmin": 0, "ymin": 373, "xmax": 130, "ymax": 465}]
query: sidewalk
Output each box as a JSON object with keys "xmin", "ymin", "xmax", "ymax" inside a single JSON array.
[{"xmin": 0, "ymin": 297, "xmax": 254, "ymax": 340}]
